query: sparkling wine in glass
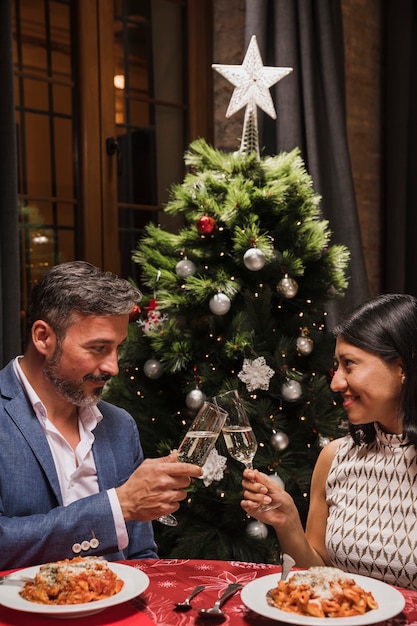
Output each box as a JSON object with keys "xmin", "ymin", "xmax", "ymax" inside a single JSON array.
[
  {"xmin": 222, "ymin": 425, "xmax": 258, "ymax": 469},
  {"xmin": 214, "ymin": 390, "xmax": 258, "ymax": 469},
  {"xmin": 156, "ymin": 400, "xmax": 228, "ymax": 526},
  {"xmin": 214, "ymin": 389, "xmax": 281, "ymax": 512}
]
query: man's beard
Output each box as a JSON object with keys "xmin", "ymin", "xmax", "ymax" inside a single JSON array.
[{"xmin": 43, "ymin": 347, "xmax": 111, "ymax": 407}]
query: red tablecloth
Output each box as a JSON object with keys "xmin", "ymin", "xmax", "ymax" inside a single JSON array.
[{"xmin": 1, "ymin": 559, "xmax": 416, "ymax": 626}]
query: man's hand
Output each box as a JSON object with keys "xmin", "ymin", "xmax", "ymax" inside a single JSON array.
[{"xmin": 116, "ymin": 452, "xmax": 202, "ymax": 522}]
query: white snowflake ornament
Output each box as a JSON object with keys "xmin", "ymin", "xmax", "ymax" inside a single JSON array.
[
  {"xmin": 238, "ymin": 356, "xmax": 275, "ymax": 392},
  {"xmin": 200, "ymin": 449, "xmax": 227, "ymax": 487}
]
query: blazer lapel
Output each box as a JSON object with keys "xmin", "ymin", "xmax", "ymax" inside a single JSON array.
[
  {"xmin": 92, "ymin": 424, "xmax": 118, "ymax": 491},
  {"xmin": 2, "ymin": 364, "xmax": 63, "ymax": 504}
]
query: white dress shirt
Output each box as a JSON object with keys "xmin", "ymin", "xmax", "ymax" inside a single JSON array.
[{"xmin": 13, "ymin": 357, "xmax": 128, "ymax": 550}]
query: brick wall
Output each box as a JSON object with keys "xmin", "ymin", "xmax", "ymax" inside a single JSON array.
[{"xmin": 342, "ymin": 0, "xmax": 382, "ymax": 296}]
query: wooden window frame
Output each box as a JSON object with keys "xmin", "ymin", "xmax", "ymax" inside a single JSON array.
[{"xmin": 75, "ymin": 0, "xmax": 213, "ymax": 275}]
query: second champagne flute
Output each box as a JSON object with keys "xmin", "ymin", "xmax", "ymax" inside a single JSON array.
[
  {"xmin": 214, "ymin": 389, "xmax": 257, "ymax": 469},
  {"xmin": 214, "ymin": 389, "xmax": 281, "ymax": 513},
  {"xmin": 156, "ymin": 400, "xmax": 228, "ymax": 526}
]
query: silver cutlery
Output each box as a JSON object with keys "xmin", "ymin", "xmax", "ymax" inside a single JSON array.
[
  {"xmin": 198, "ymin": 582, "xmax": 242, "ymax": 619},
  {"xmin": 281, "ymin": 553, "xmax": 295, "ymax": 581},
  {"xmin": 174, "ymin": 584, "xmax": 205, "ymax": 610},
  {"xmin": 0, "ymin": 575, "xmax": 33, "ymax": 585}
]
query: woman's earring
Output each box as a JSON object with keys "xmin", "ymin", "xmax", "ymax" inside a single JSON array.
[{"xmin": 401, "ymin": 373, "xmax": 406, "ymax": 384}]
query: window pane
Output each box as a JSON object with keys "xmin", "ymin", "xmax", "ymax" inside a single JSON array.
[
  {"xmin": 50, "ymin": 1, "xmax": 71, "ymax": 76},
  {"xmin": 13, "ymin": 0, "xmax": 77, "ymax": 307},
  {"xmin": 53, "ymin": 83, "xmax": 72, "ymax": 116},
  {"xmin": 24, "ymin": 77, "xmax": 49, "ymax": 110},
  {"xmin": 25, "ymin": 112, "xmax": 52, "ymax": 197},
  {"xmin": 113, "ymin": 0, "xmax": 187, "ymax": 285},
  {"xmin": 54, "ymin": 117, "xmax": 74, "ymax": 197}
]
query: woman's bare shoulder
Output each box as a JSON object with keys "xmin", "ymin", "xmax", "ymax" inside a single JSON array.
[{"xmin": 314, "ymin": 437, "xmax": 343, "ymax": 476}]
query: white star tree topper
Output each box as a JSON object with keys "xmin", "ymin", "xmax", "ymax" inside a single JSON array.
[{"xmin": 212, "ymin": 35, "xmax": 292, "ymax": 159}]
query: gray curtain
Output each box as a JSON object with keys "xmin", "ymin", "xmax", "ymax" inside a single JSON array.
[
  {"xmin": 245, "ymin": 0, "xmax": 369, "ymax": 321},
  {"xmin": 383, "ymin": 0, "xmax": 417, "ymax": 295},
  {"xmin": 0, "ymin": 0, "xmax": 21, "ymax": 365}
]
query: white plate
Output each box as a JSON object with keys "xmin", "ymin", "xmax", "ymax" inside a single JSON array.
[
  {"xmin": 241, "ymin": 571, "xmax": 405, "ymax": 625},
  {"xmin": 0, "ymin": 562, "xmax": 149, "ymax": 618}
]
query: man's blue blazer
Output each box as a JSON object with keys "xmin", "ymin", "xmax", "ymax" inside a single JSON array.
[{"xmin": 0, "ymin": 360, "xmax": 158, "ymax": 569}]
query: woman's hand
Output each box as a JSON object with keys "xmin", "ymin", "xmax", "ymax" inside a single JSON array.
[{"xmin": 241, "ymin": 469, "xmax": 296, "ymax": 525}]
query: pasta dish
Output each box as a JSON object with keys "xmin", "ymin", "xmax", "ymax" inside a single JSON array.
[
  {"xmin": 19, "ymin": 557, "xmax": 124, "ymax": 605},
  {"xmin": 267, "ymin": 567, "xmax": 378, "ymax": 618}
]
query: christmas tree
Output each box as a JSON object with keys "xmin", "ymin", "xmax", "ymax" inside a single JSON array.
[{"xmin": 104, "ymin": 37, "xmax": 350, "ymax": 564}]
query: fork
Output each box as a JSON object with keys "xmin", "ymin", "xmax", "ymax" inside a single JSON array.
[
  {"xmin": 0, "ymin": 574, "xmax": 33, "ymax": 585},
  {"xmin": 281, "ymin": 553, "xmax": 295, "ymax": 581}
]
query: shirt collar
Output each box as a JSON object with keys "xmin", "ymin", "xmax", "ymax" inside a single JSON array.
[{"xmin": 13, "ymin": 356, "xmax": 103, "ymax": 428}]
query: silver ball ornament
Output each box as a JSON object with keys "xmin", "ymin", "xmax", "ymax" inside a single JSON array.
[
  {"xmin": 175, "ymin": 258, "xmax": 196, "ymax": 278},
  {"xmin": 185, "ymin": 388, "xmax": 206, "ymax": 410},
  {"xmin": 270, "ymin": 431, "xmax": 289, "ymax": 451},
  {"xmin": 270, "ymin": 473, "xmax": 285, "ymax": 489},
  {"xmin": 143, "ymin": 358, "xmax": 164, "ymax": 379},
  {"xmin": 276, "ymin": 275, "xmax": 298, "ymax": 298},
  {"xmin": 296, "ymin": 335, "xmax": 314, "ymax": 356},
  {"xmin": 318, "ymin": 435, "xmax": 331, "ymax": 448},
  {"xmin": 209, "ymin": 292, "xmax": 231, "ymax": 315},
  {"xmin": 272, "ymin": 249, "xmax": 283, "ymax": 264},
  {"xmin": 246, "ymin": 520, "xmax": 268, "ymax": 540},
  {"xmin": 243, "ymin": 248, "xmax": 266, "ymax": 271},
  {"xmin": 281, "ymin": 379, "xmax": 302, "ymax": 402}
]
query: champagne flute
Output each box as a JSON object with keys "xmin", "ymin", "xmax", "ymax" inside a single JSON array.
[
  {"xmin": 214, "ymin": 390, "xmax": 257, "ymax": 469},
  {"xmin": 157, "ymin": 400, "xmax": 228, "ymax": 526},
  {"xmin": 214, "ymin": 389, "xmax": 281, "ymax": 512}
]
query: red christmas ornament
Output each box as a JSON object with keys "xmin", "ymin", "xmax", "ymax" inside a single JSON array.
[
  {"xmin": 129, "ymin": 304, "xmax": 141, "ymax": 321},
  {"xmin": 144, "ymin": 298, "xmax": 158, "ymax": 311},
  {"xmin": 327, "ymin": 366, "xmax": 337, "ymax": 383},
  {"xmin": 197, "ymin": 215, "xmax": 216, "ymax": 235}
]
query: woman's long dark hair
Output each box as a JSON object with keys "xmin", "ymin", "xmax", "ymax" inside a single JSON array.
[{"xmin": 333, "ymin": 293, "xmax": 417, "ymax": 445}]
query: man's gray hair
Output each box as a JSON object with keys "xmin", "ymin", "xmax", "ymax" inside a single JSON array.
[{"xmin": 26, "ymin": 261, "xmax": 142, "ymax": 340}]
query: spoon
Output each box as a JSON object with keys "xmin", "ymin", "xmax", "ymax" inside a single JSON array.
[
  {"xmin": 198, "ymin": 583, "xmax": 242, "ymax": 619},
  {"xmin": 174, "ymin": 584, "xmax": 205, "ymax": 611}
]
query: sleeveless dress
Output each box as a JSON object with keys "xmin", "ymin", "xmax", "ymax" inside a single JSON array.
[{"xmin": 325, "ymin": 424, "xmax": 417, "ymax": 589}]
